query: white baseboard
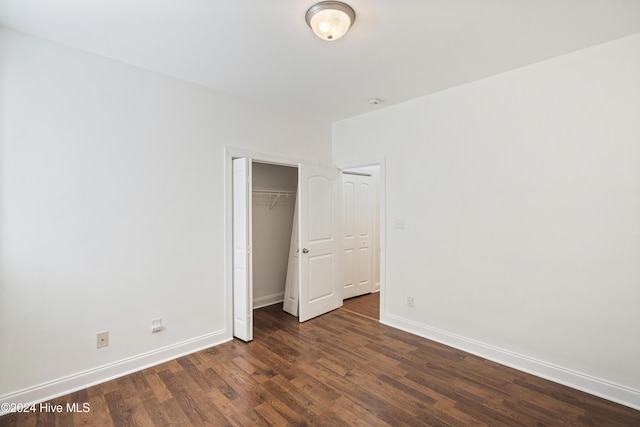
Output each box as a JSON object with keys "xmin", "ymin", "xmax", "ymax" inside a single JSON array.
[
  {"xmin": 380, "ymin": 313, "xmax": 640, "ymax": 411},
  {"xmin": 0, "ymin": 330, "xmax": 230, "ymax": 415},
  {"xmin": 253, "ymin": 292, "xmax": 284, "ymax": 309}
]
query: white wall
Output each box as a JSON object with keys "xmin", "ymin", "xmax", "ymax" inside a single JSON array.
[
  {"xmin": 0, "ymin": 28, "xmax": 330, "ymax": 402},
  {"xmin": 252, "ymin": 163, "xmax": 297, "ymax": 307},
  {"xmin": 333, "ymin": 34, "xmax": 640, "ymax": 408}
]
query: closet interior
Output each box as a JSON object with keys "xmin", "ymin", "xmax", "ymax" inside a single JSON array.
[{"xmin": 251, "ymin": 162, "xmax": 298, "ymax": 310}]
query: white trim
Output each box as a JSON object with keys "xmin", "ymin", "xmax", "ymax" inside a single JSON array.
[
  {"xmin": 380, "ymin": 313, "xmax": 640, "ymax": 411},
  {"xmin": 253, "ymin": 292, "xmax": 285, "ymax": 309},
  {"xmin": 0, "ymin": 330, "xmax": 230, "ymax": 415}
]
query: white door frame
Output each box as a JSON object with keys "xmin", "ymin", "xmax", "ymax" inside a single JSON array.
[
  {"xmin": 224, "ymin": 147, "xmax": 315, "ymax": 339},
  {"xmin": 335, "ymin": 158, "xmax": 387, "ymax": 322}
]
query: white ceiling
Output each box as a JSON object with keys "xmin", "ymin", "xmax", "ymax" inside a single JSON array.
[{"xmin": 1, "ymin": 0, "xmax": 640, "ymax": 121}]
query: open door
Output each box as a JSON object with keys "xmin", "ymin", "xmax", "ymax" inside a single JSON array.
[
  {"xmin": 282, "ymin": 199, "xmax": 299, "ymax": 317},
  {"xmin": 298, "ymin": 164, "xmax": 341, "ymax": 322},
  {"xmin": 232, "ymin": 157, "xmax": 253, "ymax": 341}
]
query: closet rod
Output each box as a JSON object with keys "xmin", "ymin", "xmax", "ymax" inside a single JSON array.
[
  {"xmin": 252, "ymin": 189, "xmax": 296, "ymax": 196},
  {"xmin": 251, "ymin": 189, "xmax": 296, "ymax": 210},
  {"xmin": 342, "ymin": 171, "xmax": 372, "ymax": 177}
]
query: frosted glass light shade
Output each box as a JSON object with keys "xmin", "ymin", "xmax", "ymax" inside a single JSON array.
[{"xmin": 306, "ymin": 1, "xmax": 355, "ymax": 41}]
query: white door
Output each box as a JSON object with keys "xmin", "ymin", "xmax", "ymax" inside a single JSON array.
[
  {"xmin": 232, "ymin": 158, "xmax": 253, "ymax": 341},
  {"xmin": 342, "ymin": 173, "xmax": 373, "ymax": 299},
  {"xmin": 298, "ymin": 165, "xmax": 342, "ymax": 322},
  {"xmin": 282, "ymin": 199, "xmax": 299, "ymax": 317}
]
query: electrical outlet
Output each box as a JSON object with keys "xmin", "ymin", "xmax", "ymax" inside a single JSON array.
[
  {"xmin": 407, "ymin": 296, "xmax": 414, "ymax": 308},
  {"xmin": 395, "ymin": 219, "xmax": 405, "ymax": 230},
  {"xmin": 97, "ymin": 331, "xmax": 109, "ymax": 348},
  {"xmin": 151, "ymin": 318, "xmax": 163, "ymax": 333}
]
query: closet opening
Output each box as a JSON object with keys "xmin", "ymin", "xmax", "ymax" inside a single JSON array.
[
  {"xmin": 228, "ymin": 148, "xmax": 385, "ymax": 341},
  {"xmin": 251, "ymin": 162, "xmax": 298, "ymax": 313}
]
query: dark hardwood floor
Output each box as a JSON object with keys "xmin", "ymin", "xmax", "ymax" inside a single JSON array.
[
  {"xmin": 2, "ymin": 302, "xmax": 639, "ymax": 426},
  {"xmin": 341, "ymin": 291, "xmax": 380, "ymax": 320}
]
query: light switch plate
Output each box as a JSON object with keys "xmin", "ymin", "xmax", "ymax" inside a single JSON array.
[{"xmin": 151, "ymin": 318, "xmax": 163, "ymax": 333}]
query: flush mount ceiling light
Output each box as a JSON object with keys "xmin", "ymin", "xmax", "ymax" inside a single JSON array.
[{"xmin": 305, "ymin": 1, "xmax": 356, "ymax": 41}]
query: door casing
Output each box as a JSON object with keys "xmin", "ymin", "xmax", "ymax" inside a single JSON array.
[{"xmin": 225, "ymin": 148, "xmax": 311, "ymax": 340}]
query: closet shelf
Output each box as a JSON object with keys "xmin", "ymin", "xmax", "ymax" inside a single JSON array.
[
  {"xmin": 252, "ymin": 189, "xmax": 296, "ymax": 197},
  {"xmin": 253, "ymin": 189, "xmax": 296, "ymax": 210}
]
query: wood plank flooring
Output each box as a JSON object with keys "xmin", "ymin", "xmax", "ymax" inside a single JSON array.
[
  {"xmin": 2, "ymin": 303, "xmax": 639, "ymax": 426},
  {"xmin": 341, "ymin": 292, "xmax": 380, "ymax": 320}
]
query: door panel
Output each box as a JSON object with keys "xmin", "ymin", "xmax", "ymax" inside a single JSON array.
[
  {"xmin": 356, "ymin": 180, "xmax": 372, "ymax": 293},
  {"xmin": 343, "ymin": 248, "xmax": 355, "ymax": 293},
  {"xmin": 342, "ymin": 181, "xmax": 356, "ymax": 295},
  {"xmin": 232, "ymin": 158, "xmax": 253, "ymax": 341},
  {"xmin": 342, "ymin": 173, "xmax": 373, "ymax": 299},
  {"xmin": 298, "ymin": 164, "xmax": 341, "ymax": 322},
  {"xmin": 358, "ymin": 247, "xmax": 370, "ymax": 288},
  {"xmin": 308, "ymin": 176, "xmax": 334, "ymax": 241},
  {"xmin": 283, "ymin": 199, "xmax": 299, "ymax": 317},
  {"xmin": 309, "ymin": 253, "xmax": 335, "ymax": 300},
  {"xmin": 343, "ymin": 182, "xmax": 355, "ymax": 237}
]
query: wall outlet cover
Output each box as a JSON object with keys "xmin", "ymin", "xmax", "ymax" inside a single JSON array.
[{"xmin": 97, "ymin": 331, "xmax": 109, "ymax": 348}]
